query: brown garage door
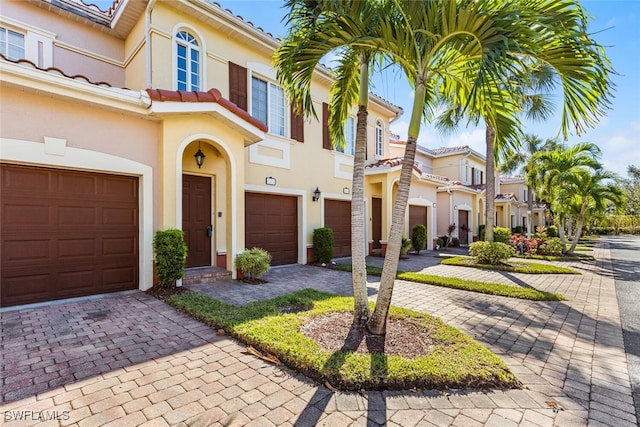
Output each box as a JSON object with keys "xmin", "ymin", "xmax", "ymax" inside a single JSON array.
[
  {"xmin": 245, "ymin": 192, "xmax": 297, "ymax": 265},
  {"xmin": 1, "ymin": 164, "xmax": 139, "ymax": 307},
  {"xmin": 409, "ymin": 205, "xmax": 428, "ymax": 232},
  {"xmin": 324, "ymin": 200, "xmax": 351, "ymax": 258}
]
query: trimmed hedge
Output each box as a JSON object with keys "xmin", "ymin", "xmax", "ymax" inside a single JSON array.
[{"xmin": 313, "ymin": 227, "xmax": 334, "ymax": 263}]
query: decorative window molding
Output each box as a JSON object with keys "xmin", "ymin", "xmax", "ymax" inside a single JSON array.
[
  {"xmin": 375, "ymin": 120, "xmax": 384, "ymax": 158},
  {"xmin": 0, "ymin": 18, "xmax": 54, "ymax": 68}
]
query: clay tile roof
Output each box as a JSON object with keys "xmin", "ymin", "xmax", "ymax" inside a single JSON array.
[
  {"xmin": 365, "ymin": 157, "xmax": 424, "ymax": 175},
  {"xmin": 427, "ymin": 145, "xmax": 471, "ymax": 155},
  {"xmin": 496, "ymin": 193, "xmax": 517, "ymax": 200},
  {"xmin": 145, "ymin": 88, "xmax": 268, "ymax": 132},
  {"xmin": 0, "ymin": 53, "xmax": 113, "ymax": 87}
]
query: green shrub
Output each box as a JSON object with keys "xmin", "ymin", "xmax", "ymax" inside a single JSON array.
[
  {"xmin": 313, "ymin": 227, "xmax": 334, "ymax": 263},
  {"xmin": 411, "ymin": 224, "xmax": 427, "ymax": 254},
  {"xmin": 451, "ymin": 237, "xmax": 460, "ymax": 247},
  {"xmin": 544, "ymin": 237, "xmax": 565, "ymax": 256},
  {"xmin": 436, "ymin": 237, "xmax": 445, "ymax": 249},
  {"xmin": 469, "ymin": 241, "xmax": 515, "ymax": 265},
  {"xmin": 546, "ymin": 225, "xmax": 558, "ymax": 238},
  {"xmin": 479, "ymin": 224, "xmax": 486, "ymax": 241},
  {"xmin": 514, "ymin": 226, "xmax": 523, "ymax": 234},
  {"xmin": 400, "ymin": 237, "xmax": 411, "ymax": 256},
  {"xmin": 493, "ymin": 227, "xmax": 511, "ymax": 243},
  {"xmin": 153, "ymin": 229, "xmax": 188, "ymax": 288},
  {"xmin": 235, "ymin": 247, "xmax": 271, "ymax": 280}
]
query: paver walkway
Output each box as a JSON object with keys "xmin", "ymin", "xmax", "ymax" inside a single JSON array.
[{"xmin": 1, "ymin": 243, "xmax": 636, "ymax": 426}]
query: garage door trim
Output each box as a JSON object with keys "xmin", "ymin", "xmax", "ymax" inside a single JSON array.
[{"xmin": 1, "ymin": 138, "xmax": 153, "ymax": 291}]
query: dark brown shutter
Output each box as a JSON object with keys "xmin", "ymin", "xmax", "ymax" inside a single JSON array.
[
  {"xmin": 229, "ymin": 62, "xmax": 247, "ymax": 111},
  {"xmin": 472, "ymin": 167, "xmax": 476, "ymax": 185},
  {"xmin": 322, "ymin": 102, "xmax": 331, "ymax": 150},
  {"xmin": 290, "ymin": 108, "xmax": 304, "ymax": 142}
]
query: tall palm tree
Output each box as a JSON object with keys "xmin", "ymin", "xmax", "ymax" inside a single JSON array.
[
  {"xmin": 275, "ymin": 0, "xmax": 389, "ymax": 325},
  {"xmin": 500, "ymin": 134, "xmax": 559, "ymax": 238}
]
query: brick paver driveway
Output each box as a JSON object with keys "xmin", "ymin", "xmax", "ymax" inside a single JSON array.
[{"xmin": 1, "ymin": 243, "xmax": 636, "ymax": 426}]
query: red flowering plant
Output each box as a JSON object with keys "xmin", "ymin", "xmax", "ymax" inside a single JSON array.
[{"xmin": 509, "ymin": 234, "xmax": 530, "ymax": 255}]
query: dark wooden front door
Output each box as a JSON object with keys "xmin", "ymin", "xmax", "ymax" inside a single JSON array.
[
  {"xmin": 372, "ymin": 197, "xmax": 382, "ymax": 249},
  {"xmin": 409, "ymin": 206, "xmax": 428, "ymax": 233},
  {"xmin": 182, "ymin": 174, "xmax": 212, "ymax": 268},
  {"xmin": 458, "ymin": 210, "xmax": 469, "ymax": 245},
  {"xmin": 1, "ymin": 164, "xmax": 139, "ymax": 307}
]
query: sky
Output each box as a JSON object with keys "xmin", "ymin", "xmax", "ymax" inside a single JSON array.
[{"xmin": 92, "ymin": 0, "xmax": 640, "ymax": 178}]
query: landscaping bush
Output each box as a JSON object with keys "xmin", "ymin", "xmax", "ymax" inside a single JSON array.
[
  {"xmin": 509, "ymin": 234, "xmax": 530, "ymax": 255},
  {"xmin": 436, "ymin": 237, "xmax": 445, "ymax": 249},
  {"xmin": 479, "ymin": 224, "xmax": 486, "ymax": 241},
  {"xmin": 513, "ymin": 226, "xmax": 523, "ymax": 234},
  {"xmin": 451, "ymin": 237, "xmax": 460, "ymax": 247},
  {"xmin": 313, "ymin": 227, "xmax": 334, "ymax": 263},
  {"xmin": 400, "ymin": 237, "xmax": 412, "ymax": 257},
  {"xmin": 543, "ymin": 237, "xmax": 565, "ymax": 256},
  {"xmin": 235, "ymin": 247, "xmax": 271, "ymax": 280},
  {"xmin": 493, "ymin": 227, "xmax": 511, "ymax": 243},
  {"xmin": 411, "ymin": 224, "xmax": 427, "ymax": 254},
  {"xmin": 153, "ymin": 229, "xmax": 188, "ymax": 288},
  {"xmin": 546, "ymin": 225, "xmax": 558, "ymax": 238},
  {"xmin": 469, "ymin": 241, "xmax": 515, "ymax": 265}
]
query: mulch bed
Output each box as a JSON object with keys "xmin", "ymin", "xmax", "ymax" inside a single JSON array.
[
  {"xmin": 145, "ymin": 285, "xmax": 191, "ymax": 301},
  {"xmin": 300, "ymin": 311, "xmax": 436, "ymax": 359}
]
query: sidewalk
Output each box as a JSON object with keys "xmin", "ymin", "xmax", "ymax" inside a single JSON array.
[{"xmin": 1, "ymin": 243, "xmax": 636, "ymax": 426}]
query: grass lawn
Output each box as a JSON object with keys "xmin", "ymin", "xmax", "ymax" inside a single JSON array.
[
  {"xmin": 167, "ymin": 289, "xmax": 521, "ymax": 391},
  {"xmin": 441, "ymin": 256, "xmax": 580, "ymax": 275},
  {"xmin": 335, "ymin": 265, "xmax": 564, "ymax": 301}
]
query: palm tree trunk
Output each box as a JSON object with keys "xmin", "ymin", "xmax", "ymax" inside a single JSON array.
[
  {"xmin": 351, "ymin": 103, "xmax": 369, "ymax": 324},
  {"xmin": 350, "ymin": 55, "xmax": 370, "ymax": 325},
  {"xmin": 567, "ymin": 204, "xmax": 587, "ymax": 254},
  {"xmin": 366, "ymin": 81, "xmax": 425, "ymax": 335},
  {"xmin": 485, "ymin": 125, "xmax": 497, "ymax": 242},
  {"xmin": 366, "ymin": 135, "xmax": 417, "ymax": 335},
  {"xmin": 527, "ymin": 185, "xmax": 534, "ymax": 239}
]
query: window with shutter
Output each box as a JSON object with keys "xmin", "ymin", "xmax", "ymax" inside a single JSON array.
[{"xmin": 229, "ymin": 62, "xmax": 247, "ymax": 111}]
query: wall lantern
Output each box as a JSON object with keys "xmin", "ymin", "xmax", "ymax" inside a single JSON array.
[
  {"xmin": 265, "ymin": 176, "xmax": 276, "ymax": 186},
  {"xmin": 454, "ymin": 205, "xmax": 458, "ymax": 210},
  {"xmin": 312, "ymin": 187, "xmax": 321, "ymax": 202},
  {"xmin": 432, "ymin": 202, "xmax": 437, "ymax": 208},
  {"xmin": 194, "ymin": 142, "xmax": 206, "ymax": 168},
  {"xmin": 343, "ymin": 187, "xmax": 350, "ymax": 194}
]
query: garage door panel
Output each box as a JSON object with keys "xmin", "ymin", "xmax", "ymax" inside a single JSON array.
[
  {"xmin": 1, "ymin": 165, "xmax": 139, "ymax": 307},
  {"xmin": 58, "ymin": 238, "xmax": 97, "ymax": 258},
  {"xmin": 245, "ymin": 193, "xmax": 298, "ymax": 265}
]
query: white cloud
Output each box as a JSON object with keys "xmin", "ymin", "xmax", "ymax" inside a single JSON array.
[{"xmin": 594, "ymin": 121, "xmax": 640, "ymax": 177}]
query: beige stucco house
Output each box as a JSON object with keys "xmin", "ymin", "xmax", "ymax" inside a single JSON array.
[{"xmin": 0, "ymin": 0, "xmax": 402, "ymax": 307}]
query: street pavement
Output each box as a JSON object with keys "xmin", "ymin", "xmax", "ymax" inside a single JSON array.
[
  {"xmin": 0, "ymin": 241, "xmax": 637, "ymax": 426},
  {"xmin": 607, "ymin": 235, "xmax": 640, "ymax": 426}
]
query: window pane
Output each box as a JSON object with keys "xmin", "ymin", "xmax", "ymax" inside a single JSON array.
[
  {"xmin": 269, "ymin": 83, "xmax": 285, "ymax": 136},
  {"xmin": 251, "ymin": 77, "xmax": 268, "ymax": 124},
  {"xmin": 345, "ymin": 117, "xmax": 355, "ymax": 155}
]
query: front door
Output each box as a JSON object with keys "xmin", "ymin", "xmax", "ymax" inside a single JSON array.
[
  {"xmin": 372, "ymin": 197, "xmax": 382, "ymax": 249},
  {"xmin": 182, "ymin": 174, "xmax": 212, "ymax": 268},
  {"xmin": 458, "ymin": 210, "xmax": 469, "ymax": 245}
]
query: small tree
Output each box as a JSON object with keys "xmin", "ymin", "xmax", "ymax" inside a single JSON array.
[
  {"xmin": 235, "ymin": 248, "xmax": 271, "ymax": 280},
  {"xmin": 153, "ymin": 229, "xmax": 187, "ymax": 288},
  {"xmin": 411, "ymin": 224, "xmax": 427, "ymax": 254},
  {"xmin": 313, "ymin": 227, "xmax": 334, "ymax": 264}
]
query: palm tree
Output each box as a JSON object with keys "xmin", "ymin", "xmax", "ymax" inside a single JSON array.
[
  {"xmin": 500, "ymin": 134, "xmax": 559, "ymax": 238},
  {"xmin": 529, "ymin": 143, "xmax": 622, "ymax": 253},
  {"xmin": 275, "ymin": 0, "xmax": 389, "ymax": 325},
  {"xmin": 528, "ymin": 142, "xmax": 602, "ymax": 243}
]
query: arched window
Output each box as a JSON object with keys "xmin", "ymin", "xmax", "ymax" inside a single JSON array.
[
  {"xmin": 375, "ymin": 120, "xmax": 384, "ymax": 157},
  {"xmin": 176, "ymin": 31, "xmax": 200, "ymax": 91}
]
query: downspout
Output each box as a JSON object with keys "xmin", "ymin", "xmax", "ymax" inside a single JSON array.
[{"xmin": 145, "ymin": 0, "xmax": 156, "ymax": 89}]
